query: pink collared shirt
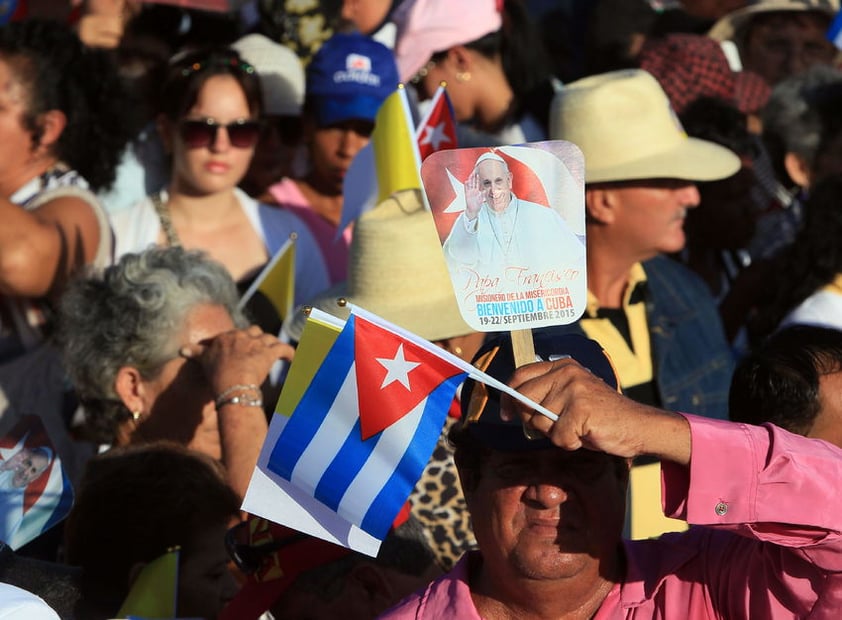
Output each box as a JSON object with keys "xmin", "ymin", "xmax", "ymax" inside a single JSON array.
[{"xmin": 380, "ymin": 415, "xmax": 842, "ymax": 619}]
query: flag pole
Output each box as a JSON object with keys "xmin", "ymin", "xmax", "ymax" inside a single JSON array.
[{"xmin": 510, "ymin": 328, "xmax": 546, "ymax": 439}]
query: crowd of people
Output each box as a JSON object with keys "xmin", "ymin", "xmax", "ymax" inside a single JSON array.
[{"xmin": 1, "ymin": 0, "xmax": 842, "ymax": 618}]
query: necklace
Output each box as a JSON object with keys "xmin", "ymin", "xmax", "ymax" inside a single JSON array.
[{"xmin": 151, "ymin": 191, "xmax": 182, "ymax": 247}]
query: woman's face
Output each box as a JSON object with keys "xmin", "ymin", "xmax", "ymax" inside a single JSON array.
[
  {"xmin": 0, "ymin": 58, "xmax": 41, "ymax": 194},
  {"xmin": 131, "ymin": 303, "xmax": 236, "ymax": 459},
  {"xmin": 168, "ymin": 74, "xmax": 259, "ymax": 196}
]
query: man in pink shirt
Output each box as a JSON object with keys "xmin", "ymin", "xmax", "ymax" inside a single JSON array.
[{"xmin": 380, "ymin": 331, "xmax": 842, "ymax": 619}]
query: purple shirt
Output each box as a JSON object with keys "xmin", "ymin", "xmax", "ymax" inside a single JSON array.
[
  {"xmin": 379, "ymin": 415, "xmax": 842, "ymax": 619},
  {"xmin": 268, "ymin": 178, "xmax": 351, "ymax": 286}
]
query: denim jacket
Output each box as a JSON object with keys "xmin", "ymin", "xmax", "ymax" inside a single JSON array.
[{"xmin": 540, "ymin": 256, "xmax": 734, "ymax": 420}]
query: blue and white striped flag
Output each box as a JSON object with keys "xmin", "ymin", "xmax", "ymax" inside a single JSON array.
[{"xmin": 266, "ymin": 310, "xmax": 466, "ymax": 541}]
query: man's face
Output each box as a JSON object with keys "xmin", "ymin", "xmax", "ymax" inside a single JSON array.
[
  {"xmin": 807, "ymin": 370, "xmax": 842, "ymax": 449},
  {"xmin": 477, "ymin": 160, "xmax": 513, "ymax": 214},
  {"xmin": 307, "ymin": 118, "xmax": 374, "ymax": 196},
  {"xmin": 13, "ymin": 449, "xmax": 50, "ymax": 488},
  {"xmin": 742, "ymin": 12, "xmax": 837, "ymax": 85},
  {"xmin": 596, "ymin": 179, "xmax": 700, "ymax": 260},
  {"xmin": 462, "ymin": 447, "xmax": 627, "ymax": 583}
]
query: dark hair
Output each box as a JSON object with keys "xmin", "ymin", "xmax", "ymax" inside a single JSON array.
[
  {"xmin": 430, "ymin": 0, "xmax": 555, "ymax": 132},
  {"xmin": 729, "ymin": 325, "xmax": 842, "ymax": 435},
  {"xmin": 747, "ymin": 176, "xmax": 842, "ymax": 344},
  {"xmin": 64, "ymin": 442, "xmax": 240, "ymax": 613},
  {"xmin": 158, "ymin": 47, "xmax": 263, "ymax": 121},
  {"xmin": 680, "ymin": 97, "xmax": 757, "ymax": 160},
  {"xmin": 0, "ymin": 19, "xmax": 134, "ymax": 191},
  {"xmin": 280, "ymin": 516, "xmax": 437, "ymax": 604}
]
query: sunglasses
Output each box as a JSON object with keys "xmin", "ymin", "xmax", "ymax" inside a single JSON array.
[
  {"xmin": 224, "ymin": 520, "xmax": 308, "ymax": 574},
  {"xmin": 178, "ymin": 118, "xmax": 261, "ymax": 149}
]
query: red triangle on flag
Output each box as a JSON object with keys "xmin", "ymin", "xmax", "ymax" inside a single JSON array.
[{"xmin": 354, "ymin": 316, "xmax": 463, "ymax": 440}]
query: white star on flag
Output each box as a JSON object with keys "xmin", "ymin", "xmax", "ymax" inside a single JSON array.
[
  {"xmin": 443, "ymin": 167, "xmax": 467, "ymax": 213},
  {"xmin": 376, "ymin": 344, "xmax": 420, "ymax": 390},
  {"xmin": 420, "ymin": 122, "xmax": 451, "ymax": 151}
]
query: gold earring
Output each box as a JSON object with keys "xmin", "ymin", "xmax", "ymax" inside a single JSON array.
[
  {"xmin": 131, "ymin": 410, "xmax": 142, "ymax": 423},
  {"xmin": 455, "ymin": 71, "xmax": 471, "ymax": 82}
]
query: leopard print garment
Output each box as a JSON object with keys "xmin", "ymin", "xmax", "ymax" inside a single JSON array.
[{"xmin": 409, "ymin": 416, "xmax": 477, "ymax": 570}]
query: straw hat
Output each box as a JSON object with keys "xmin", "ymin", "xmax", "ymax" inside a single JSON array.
[
  {"xmin": 284, "ymin": 189, "xmax": 471, "ymax": 342},
  {"xmin": 709, "ymin": 0, "xmax": 839, "ymax": 43},
  {"xmin": 549, "ymin": 69, "xmax": 741, "ymax": 183}
]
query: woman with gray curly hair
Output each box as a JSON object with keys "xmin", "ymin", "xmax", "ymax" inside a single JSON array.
[{"xmin": 59, "ymin": 246, "xmax": 294, "ymax": 498}]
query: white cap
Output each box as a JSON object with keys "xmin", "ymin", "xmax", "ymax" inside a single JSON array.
[{"xmin": 231, "ymin": 33, "xmax": 304, "ymax": 117}]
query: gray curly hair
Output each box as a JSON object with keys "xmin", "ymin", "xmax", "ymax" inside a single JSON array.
[
  {"xmin": 761, "ymin": 65, "xmax": 842, "ymax": 187},
  {"xmin": 59, "ymin": 247, "xmax": 248, "ymax": 443}
]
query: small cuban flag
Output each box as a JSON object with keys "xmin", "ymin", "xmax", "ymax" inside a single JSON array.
[
  {"xmin": 266, "ymin": 309, "xmax": 466, "ymax": 541},
  {"xmin": 0, "ymin": 415, "xmax": 73, "ymax": 550},
  {"xmin": 416, "ymin": 84, "xmax": 457, "ymax": 162},
  {"xmin": 242, "ymin": 306, "xmax": 559, "ymax": 556}
]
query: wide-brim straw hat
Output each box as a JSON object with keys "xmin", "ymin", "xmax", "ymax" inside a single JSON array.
[
  {"xmin": 709, "ymin": 0, "xmax": 839, "ymax": 43},
  {"xmin": 284, "ymin": 189, "xmax": 471, "ymax": 342},
  {"xmin": 549, "ymin": 69, "xmax": 741, "ymax": 184}
]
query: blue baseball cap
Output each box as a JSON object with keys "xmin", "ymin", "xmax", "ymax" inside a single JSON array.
[
  {"xmin": 461, "ymin": 332, "xmax": 620, "ymax": 452},
  {"xmin": 305, "ymin": 32, "xmax": 399, "ymax": 127}
]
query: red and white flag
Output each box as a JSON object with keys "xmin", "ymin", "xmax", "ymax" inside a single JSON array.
[{"xmin": 416, "ymin": 85, "xmax": 457, "ymax": 162}]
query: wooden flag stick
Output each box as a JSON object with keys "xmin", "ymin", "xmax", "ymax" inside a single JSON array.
[
  {"xmin": 510, "ymin": 328, "xmax": 536, "ymax": 367},
  {"xmin": 510, "ymin": 328, "xmax": 546, "ymax": 439}
]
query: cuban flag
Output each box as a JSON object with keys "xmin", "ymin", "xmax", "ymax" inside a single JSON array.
[
  {"xmin": 266, "ymin": 311, "xmax": 466, "ymax": 541},
  {"xmin": 242, "ymin": 306, "xmax": 558, "ymax": 555},
  {"xmin": 0, "ymin": 415, "xmax": 73, "ymax": 550},
  {"xmin": 416, "ymin": 84, "xmax": 457, "ymax": 162}
]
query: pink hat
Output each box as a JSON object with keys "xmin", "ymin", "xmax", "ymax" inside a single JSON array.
[{"xmin": 392, "ymin": 0, "xmax": 503, "ymax": 83}]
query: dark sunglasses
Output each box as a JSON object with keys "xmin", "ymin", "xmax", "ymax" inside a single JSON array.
[
  {"xmin": 179, "ymin": 118, "xmax": 261, "ymax": 149},
  {"xmin": 224, "ymin": 520, "xmax": 308, "ymax": 574}
]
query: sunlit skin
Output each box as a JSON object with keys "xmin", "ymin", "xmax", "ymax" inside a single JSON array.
[
  {"xmin": 598, "ymin": 179, "xmax": 700, "ymax": 259},
  {"xmin": 463, "ymin": 448, "xmax": 627, "ymax": 618},
  {"xmin": 807, "ymin": 371, "xmax": 842, "ymax": 449},
  {"xmin": 418, "ymin": 49, "xmax": 513, "ymax": 132},
  {"xmin": 295, "ymin": 118, "xmax": 373, "ymax": 226},
  {"xmin": 585, "ymin": 178, "xmax": 700, "ymax": 308},
  {"xmin": 126, "ymin": 304, "xmax": 236, "ymax": 459},
  {"xmin": 158, "ymin": 73, "xmax": 270, "ymax": 282},
  {"xmin": 340, "ymin": 0, "xmax": 393, "ymax": 34},
  {"xmin": 168, "ymin": 74, "xmax": 258, "ymax": 198},
  {"xmin": 0, "ymin": 59, "xmax": 53, "ymax": 197}
]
